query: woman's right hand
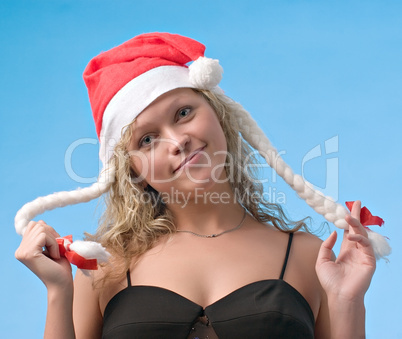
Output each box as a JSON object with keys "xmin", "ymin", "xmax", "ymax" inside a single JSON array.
[{"xmin": 15, "ymin": 220, "xmax": 73, "ymax": 290}]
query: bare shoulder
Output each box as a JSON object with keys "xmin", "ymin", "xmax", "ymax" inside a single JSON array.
[
  {"xmin": 74, "ymin": 266, "xmax": 105, "ymax": 298},
  {"xmin": 293, "ymin": 231, "xmax": 324, "ymax": 253},
  {"xmin": 290, "ymin": 231, "xmax": 326, "ymax": 269}
]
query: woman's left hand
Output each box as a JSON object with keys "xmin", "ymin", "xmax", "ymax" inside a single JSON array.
[{"xmin": 315, "ymin": 200, "xmax": 376, "ymax": 301}]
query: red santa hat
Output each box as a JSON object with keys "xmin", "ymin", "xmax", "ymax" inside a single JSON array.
[{"xmin": 83, "ymin": 32, "xmax": 223, "ymax": 165}]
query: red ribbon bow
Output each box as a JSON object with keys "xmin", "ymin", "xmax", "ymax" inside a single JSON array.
[
  {"xmin": 345, "ymin": 201, "xmax": 384, "ymax": 227},
  {"xmin": 56, "ymin": 235, "xmax": 98, "ymax": 270}
]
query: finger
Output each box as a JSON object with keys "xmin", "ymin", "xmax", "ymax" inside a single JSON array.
[
  {"xmin": 19, "ymin": 223, "xmax": 60, "ymax": 259},
  {"xmin": 25, "ymin": 220, "xmax": 40, "ymax": 233},
  {"xmin": 345, "ymin": 214, "xmax": 368, "ymax": 238},
  {"xmin": 347, "ymin": 233, "xmax": 371, "ymax": 248},
  {"xmin": 45, "ymin": 225, "xmax": 61, "ymax": 239},
  {"xmin": 28, "ymin": 221, "xmax": 61, "ymax": 242},
  {"xmin": 36, "ymin": 220, "xmax": 61, "ymax": 238},
  {"xmin": 341, "ymin": 225, "xmax": 349, "ymax": 241},
  {"xmin": 43, "ymin": 233, "xmax": 61, "ymax": 260},
  {"xmin": 339, "ymin": 217, "xmax": 367, "ymax": 254},
  {"xmin": 25, "ymin": 220, "xmax": 50, "ymax": 234},
  {"xmin": 339, "ymin": 227, "xmax": 358, "ymax": 253},
  {"xmin": 347, "ymin": 233, "xmax": 376, "ymax": 260},
  {"xmin": 350, "ymin": 200, "xmax": 362, "ymax": 221},
  {"xmin": 316, "ymin": 231, "xmax": 337, "ymax": 267}
]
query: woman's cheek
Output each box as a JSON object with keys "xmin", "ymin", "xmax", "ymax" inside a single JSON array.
[{"xmin": 144, "ymin": 153, "xmax": 172, "ymax": 185}]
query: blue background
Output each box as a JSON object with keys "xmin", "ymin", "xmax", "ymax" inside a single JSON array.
[{"xmin": 1, "ymin": 1, "xmax": 401, "ymax": 337}]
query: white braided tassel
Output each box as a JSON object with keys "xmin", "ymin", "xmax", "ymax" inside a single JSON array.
[
  {"xmin": 217, "ymin": 92, "xmax": 391, "ymax": 260},
  {"xmin": 15, "ymin": 166, "xmax": 115, "ymax": 235}
]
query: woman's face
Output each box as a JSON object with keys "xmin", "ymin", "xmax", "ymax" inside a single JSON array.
[{"xmin": 127, "ymin": 88, "xmax": 228, "ymax": 197}]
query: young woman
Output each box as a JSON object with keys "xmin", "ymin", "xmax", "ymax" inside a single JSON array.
[{"xmin": 15, "ymin": 32, "xmax": 384, "ymax": 338}]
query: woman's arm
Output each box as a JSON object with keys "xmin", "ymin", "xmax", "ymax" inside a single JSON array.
[
  {"xmin": 45, "ymin": 283, "xmax": 75, "ymax": 338},
  {"xmin": 73, "ymin": 269, "xmax": 103, "ymax": 339},
  {"xmin": 315, "ymin": 201, "xmax": 376, "ymax": 338}
]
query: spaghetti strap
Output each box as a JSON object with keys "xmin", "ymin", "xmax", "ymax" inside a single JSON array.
[
  {"xmin": 279, "ymin": 232, "xmax": 294, "ymax": 280},
  {"xmin": 126, "ymin": 270, "xmax": 132, "ymax": 287}
]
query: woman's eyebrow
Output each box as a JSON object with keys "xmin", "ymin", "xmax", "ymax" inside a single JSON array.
[
  {"xmin": 131, "ymin": 96, "xmax": 189, "ymax": 135},
  {"xmin": 132, "ymin": 120, "xmax": 154, "ymax": 133}
]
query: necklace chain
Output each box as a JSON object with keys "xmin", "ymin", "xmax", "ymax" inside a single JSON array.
[{"xmin": 176, "ymin": 209, "xmax": 247, "ymax": 238}]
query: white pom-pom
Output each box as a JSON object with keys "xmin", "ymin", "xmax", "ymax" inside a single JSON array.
[
  {"xmin": 189, "ymin": 56, "xmax": 223, "ymax": 89},
  {"xmin": 368, "ymin": 231, "xmax": 391, "ymax": 261},
  {"xmin": 70, "ymin": 240, "xmax": 110, "ymax": 263}
]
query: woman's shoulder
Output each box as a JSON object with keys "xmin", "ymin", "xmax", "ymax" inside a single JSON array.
[
  {"xmin": 293, "ymin": 229, "xmax": 324, "ymax": 247},
  {"xmin": 262, "ymin": 220, "xmax": 325, "ymax": 251},
  {"xmin": 291, "ymin": 230, "xmax": 325, "ymax": 263},
  {"xmin": 251, "ymin": 219, "xmax": 325, "ymax": 256},
  {"xmin": 74, "ymin": 264, "xmax": 128, "ymax": 316}
]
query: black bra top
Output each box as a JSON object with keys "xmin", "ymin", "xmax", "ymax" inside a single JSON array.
[{"xmin": 102, "ymin": 233, "xmax": 315, "ymax": 338}]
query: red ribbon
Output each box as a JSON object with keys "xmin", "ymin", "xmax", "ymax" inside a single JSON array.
[
  {"xmin": 56, "ymin": 235, "xmax": 98, "ymax": 270},
  {"xmin": 345, "ymin": 201, "xmax": 384, "ymax": 227}
]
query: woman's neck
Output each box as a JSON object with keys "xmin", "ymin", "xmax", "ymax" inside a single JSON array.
[{"xmin": 167, "ymin": 183, "xmax": 246, "ymax": 236}]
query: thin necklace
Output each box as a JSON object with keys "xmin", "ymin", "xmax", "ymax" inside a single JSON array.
[{"xmin": 176, "ymin": 209, "xmax": 247, "ymax": 238}]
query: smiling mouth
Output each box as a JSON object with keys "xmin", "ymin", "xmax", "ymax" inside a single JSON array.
[{"xmin": 174, "ymin": 146, "xmax": 206, "ymax": 173}]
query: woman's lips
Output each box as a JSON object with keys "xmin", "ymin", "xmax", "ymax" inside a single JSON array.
[{"xmin": 174, "ymin": 146, "xmax": 206, "ymax": 173}]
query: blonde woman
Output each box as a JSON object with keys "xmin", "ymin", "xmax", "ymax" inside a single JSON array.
[{"xmin": 15, "ymin": 33, "xmax": 384, "ymax": 338}]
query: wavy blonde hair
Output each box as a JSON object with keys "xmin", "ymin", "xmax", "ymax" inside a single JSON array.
[{"xmin": 87, "ymin": 89, "xmax": 309, "ymax": 284}]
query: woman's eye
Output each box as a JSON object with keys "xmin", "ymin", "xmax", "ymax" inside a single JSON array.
[
  {"xmin": 177, "ymin": 107, "xmax": 191, "ymax": 119},
  {"xmin": 140, "ymin": 135, "xmax": 154, "ymax": 147}
]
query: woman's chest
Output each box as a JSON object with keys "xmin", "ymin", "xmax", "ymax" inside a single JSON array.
[{"xmin": 100, "ymin": 230, "xmax": 321, "ymax": 319}]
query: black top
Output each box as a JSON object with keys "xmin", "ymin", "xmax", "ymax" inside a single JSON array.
[{"xmin": 102, "ymin": 233, "xmax": 315, "ymax": 338}]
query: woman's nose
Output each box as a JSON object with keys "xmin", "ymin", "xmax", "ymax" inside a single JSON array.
[{"xmin": 164, "ymin": 129, "xmax": 191, "ymax": 155}]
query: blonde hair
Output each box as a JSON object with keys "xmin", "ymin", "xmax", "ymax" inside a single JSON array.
[{"xmin": 87, "ymin": 89, "xmax": 309, "ymax": 283}]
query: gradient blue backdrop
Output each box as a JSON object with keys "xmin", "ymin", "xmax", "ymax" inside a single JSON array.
[{"xmin": 1, "ymin": 1, "xmax": 401, "ymax": 337}]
